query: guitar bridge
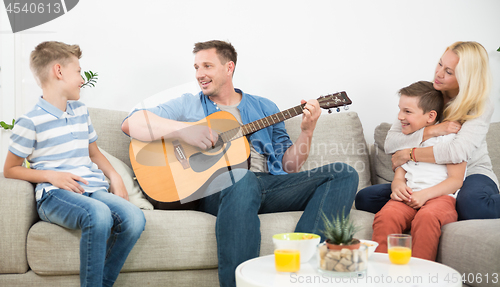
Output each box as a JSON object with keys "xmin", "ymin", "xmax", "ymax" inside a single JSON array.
[{"xmin": 172, "ymin": 140, "xmax": 190, "ymax": 169}]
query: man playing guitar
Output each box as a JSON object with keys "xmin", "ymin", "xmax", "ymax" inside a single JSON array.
[{"xmin": 121, "ymin": 40, "xmax": 359, "ymax": 287}]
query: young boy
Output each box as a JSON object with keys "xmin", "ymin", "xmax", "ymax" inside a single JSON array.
[
  {"xmin": 371, "ymin": 81, "xmax": 466, "ymax": 261},
  {"xmin": 3, "ymin": 41, "xmax": 146, "ymax": 286}
]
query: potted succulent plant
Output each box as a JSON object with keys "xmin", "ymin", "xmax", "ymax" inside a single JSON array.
[
  {"xmin": 317, "ymin": 207, "xmax": 367, "ymax": 273},
  {"xmin": 320, "ymin": 207, "xmax": 361, "ymax": 250}
]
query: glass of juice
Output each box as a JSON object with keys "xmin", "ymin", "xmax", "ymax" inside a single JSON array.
[
  {"xmin": 274, "ymin": 249, "xmax": 300, "ymax": 272},
  {"xmin": 387, "ymin": 234, "xmax": 411, "ymax": 265}
]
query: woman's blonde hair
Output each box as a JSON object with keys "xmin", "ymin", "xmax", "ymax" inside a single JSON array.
[{"xmin": 442, "ymin": 41, "xmax": 491, "ymax": 123}]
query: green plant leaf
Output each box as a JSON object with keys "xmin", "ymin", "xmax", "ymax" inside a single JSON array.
[
  {"xmin": 319, "ymin": 206, "xmax": 362, "ymax": 245},
  {"xmin": 0, "ymin": 120, "xmax": 15, "ymax": 130},
  {"xmin": 81, "ymin": 70, "xmax": 99, "ymax": 89},
  {"xmin": 497, "ymin": 46, "xmax": 500, "ymax": 52}
]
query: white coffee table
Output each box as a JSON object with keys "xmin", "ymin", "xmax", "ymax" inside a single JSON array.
[{"xmin": 236, "ymin": 253, "xmax": 462, "ymax": 287}]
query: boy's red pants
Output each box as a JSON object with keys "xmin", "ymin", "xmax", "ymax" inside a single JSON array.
[{"xmin": 372, "ymin": 195, "xmax": 457, "ymax": 261}]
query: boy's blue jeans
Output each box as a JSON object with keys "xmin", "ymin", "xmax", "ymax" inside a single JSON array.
[
  {"xmin": 197, "ymin": 162, "xmax": 359, "ymax": 287},
  {"xmin": 37, "ymin": 189, "xmax": 146, "ymax": 287}
]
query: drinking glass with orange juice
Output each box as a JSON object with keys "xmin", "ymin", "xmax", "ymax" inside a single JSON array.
[
  {"xmin": 274, "ymin": 249, "xmax": 300, "ymax": 272},
  {"xmin": 387, "ymin": 234, "xmax": 411, "ymax": 265}
]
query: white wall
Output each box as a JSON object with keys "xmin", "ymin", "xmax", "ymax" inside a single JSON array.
[{"xmin": 1, "ymin": 0, "xmax": 500, "ymax": 166}]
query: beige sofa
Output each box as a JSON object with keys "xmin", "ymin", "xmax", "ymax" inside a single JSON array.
[{"xmin": 1, "ymin": 107, "xmax": 498, "ymax": 287}]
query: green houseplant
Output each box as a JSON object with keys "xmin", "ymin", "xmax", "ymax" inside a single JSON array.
[
  {"xmin": 0, "ymin": 119, "xmax": 15, "ymax": 131},
  {"xmin": 320, "ymin": 207, "xmax": 361, "ymax": 250},
  {"xmin": 317, "ymin": 207, "xmax": 367, "ymax": 273},
  {"xmin": 81, "ymin": 70, "xmax": 98, "ymax": 88}
]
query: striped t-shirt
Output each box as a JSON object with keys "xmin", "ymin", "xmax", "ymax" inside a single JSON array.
[{"xmin": 9, "ymin": 97, "xmax": 109, "ymax": 200}]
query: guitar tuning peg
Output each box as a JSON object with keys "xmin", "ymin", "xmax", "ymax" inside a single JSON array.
[{"xmin": 328, "ymin": 109, "xmax": 332, "ymax": 114}]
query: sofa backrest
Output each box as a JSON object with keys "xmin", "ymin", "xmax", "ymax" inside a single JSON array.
[
  {"xmin": 486, "ymin": 122, "xmax": 500, "ymax": 178},
  {"xmin": 88, "ymin": 106, "xmax": 499, "ymax": 191},
  {"xmin": 370, "ymin": 121, "xmax": 500, "ymax": 185},
  {"xmin": 284, "ymin": 111, "xmax": 371, "ymax": 192},
  {"xmin": 88, "ymin": 107, "xmax": 131, "ymax": 168},
  {"xmin": 89, "ymin": 108, "xmax": 373, "ymax": 192}
]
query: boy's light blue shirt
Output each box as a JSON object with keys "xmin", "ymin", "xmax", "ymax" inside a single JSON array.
[
  {"xmin": 9, "ymin": 97, "xmax": 109, "ymax": 200},
  {"xmin": 127, "ymin": 89, "xmax": 293, "ymax": 174}
]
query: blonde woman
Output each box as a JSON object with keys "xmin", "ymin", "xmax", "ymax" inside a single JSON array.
[{"xmin": 356, "ymin": 41, "xmax": 499, "ymax": 220}]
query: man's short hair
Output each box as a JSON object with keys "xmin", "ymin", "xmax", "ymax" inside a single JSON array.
[
  {"xmin": 30, "ymin": 41, "xmax": 82, "ymax": 86},
  {"xmin": 399, "ymin": 81, "xmax": 444, "ymax": 121},
  {"xmin": 193, "ymin": 40, "xmax": 237, "ymax": 68}
]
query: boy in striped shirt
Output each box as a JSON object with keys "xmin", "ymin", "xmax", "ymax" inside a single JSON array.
[{"xmin": 3, "ymin": 41, "xmax": 145, "ymax": 287}]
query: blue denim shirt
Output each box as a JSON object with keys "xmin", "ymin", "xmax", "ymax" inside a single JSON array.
[{"xmin": 129, "ymin": 89, "xmax": 293, "ymax": 175}]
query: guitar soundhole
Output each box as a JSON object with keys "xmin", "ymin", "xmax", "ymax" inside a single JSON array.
[
  {"xmin": 212, "ymin": 135, "xmax": 224, "ymax": 150},
  {"xmin": 190, "ymin": 141, "xmax": 232, "ymax": 173}
]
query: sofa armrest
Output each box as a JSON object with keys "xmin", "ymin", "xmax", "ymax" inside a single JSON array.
[
  {"xmin": 0, "ymin": 173, "xmax": 39, "ymax": 274},
  {"xmin": 437, "ymin": 219, "xmax": 500, "ymax": 287}
]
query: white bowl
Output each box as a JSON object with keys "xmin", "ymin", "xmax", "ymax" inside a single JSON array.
[
  {"xmin": 272, "ymin": 233, "xmax": 321, "ymax": 263},
  {"xmin": 360, "ymin": 239, "xmax": 379, "ymax": 258}
]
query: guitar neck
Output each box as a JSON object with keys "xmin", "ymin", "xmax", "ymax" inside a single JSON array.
[
  {"xmin": 242, "ymin": 103, "xmax": 306, "ymax": 136},
  {"xmin": 218, "ymin": 91, "xmax": 351, "ymax": 143},
  {"xmin": 219, "ymin": 103, "xmax": 306, "ymax": 143}
]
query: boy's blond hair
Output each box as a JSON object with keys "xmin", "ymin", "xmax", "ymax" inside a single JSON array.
[
  {"xmin": 30, "ymin": 41, "xmax": 82, "ymax": 86},
  {"xmin": 399, "ymin": 81, "xmax": 444, "ymax": 122}
]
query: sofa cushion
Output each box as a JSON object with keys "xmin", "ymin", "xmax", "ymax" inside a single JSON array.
[
  {"xmin": 26, "ymin": 208, "xmax": 375, "ymax": 275},
  {"xmin": 0, "ymin": 269, "xmax": 219, "ymax": 287},
  {"xmin": 0, "ymin": 175, "xmax": 38, "ymax": 274},
  {"xmin": 99, "ymin": 148, "xmax": 154, "ymax": 210},
  {"xmin": 27, "ymin": 210, "xmax": 219, "ymax": 275},
  {"xmin": 438, "ymin": 219, "xmax": 500, "ymax": 287},
  {"xmin": 370, "ymin": 122, "xmax": 394, "ymax": 185},
  {"xmin": 285, "ymin": 112, "xmax": 371, "ymax": 192}
]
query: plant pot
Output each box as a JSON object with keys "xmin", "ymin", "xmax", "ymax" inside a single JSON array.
[
  {"xmin": 317, "ymin": 242, "xmax": 368, "ymax": 274},
  {"xmin": 325, "ymin": 238, "xmax": 361, "ymax": 251}
]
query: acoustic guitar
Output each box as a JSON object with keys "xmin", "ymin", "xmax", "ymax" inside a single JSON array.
[{"xmin": 129, "ymin": 92, "xmax": 352, "ymax": 209}]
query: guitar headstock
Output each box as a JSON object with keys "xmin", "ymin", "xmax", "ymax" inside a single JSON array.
[{"xmin": 317, "ymin": 91, "xmax": 352, "ymax": 110}]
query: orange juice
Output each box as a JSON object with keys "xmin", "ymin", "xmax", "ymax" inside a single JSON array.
[
  {"xmin": 274, "ymin": 249, "xmax": 300, "ymax": 272},
  {"xmin": 388, "ymin": 247, "xmax": 411, "ymax": 264}
]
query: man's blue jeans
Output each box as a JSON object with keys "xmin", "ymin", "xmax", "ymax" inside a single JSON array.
[
  {"xmin": 37, "ymin": 189, "xmax": 146, "ymax": 287},
  {"xmin": 197, "ymin": 162, "xmax": 359, "ymax": 287}
]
